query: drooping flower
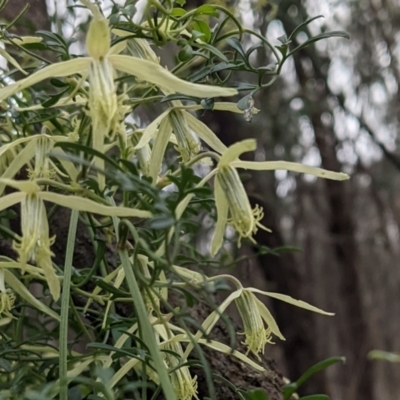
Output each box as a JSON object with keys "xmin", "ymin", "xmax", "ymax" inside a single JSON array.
[
  {"xmin": 211, "ymin": 139, "xmax": 349, "ymax": 255},
  {"xmin": 134, "ymin": 107, "xmax": 232, "ymax": 182},
  {"xmin": 169, "ymin": 109, "xmax": 201, "ymax": 163},
  {"xmin": 215, "ymin": 162, "xmax": 271, "ymax": 248},
  {"xmin": 114, "ymin": 24, "xmax": 258, "ymax": 181},
  {"xmin": 0, "ymin": 178, "xmax": 153, "ymax": 300},
  {"xmin": 28, "ymin": 135, "xmax": 56, "ymax": 180},
  {"xmin": 163, "ymin": 340, "xmax": 199, "ymax": 400},
  {"xmin": 13, "ymin": 191, "xmax": 59, "ymax": 299},
  {"xmin": 0, "ymin": 270, "xmax": 15, "ymax": 317},
  {"xmin": 129, "ymin": 130, "xmax": 153, "ymax": 177},
  {"xmin": 235, "ymin": 289, "xmax": 281, "ymax": 359},
  {"xmin": 0, "ymin": 133, "xmax": 80, "ymax": 197},
  {"xmin": 185, "ymin": 283, "xmax": 333, "ymax": 360},
  {"xmin": 153, "ymin": 322, "xmax": 199, "ymax": 400}
]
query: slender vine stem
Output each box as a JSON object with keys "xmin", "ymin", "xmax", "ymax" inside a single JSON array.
[
  {"xmin": 118, "ymin": 247, "xmax": 177, "ymax": 400},
  {"xmin": 59, "ymin": 209, "xmax": 79, "ymax": 400}
]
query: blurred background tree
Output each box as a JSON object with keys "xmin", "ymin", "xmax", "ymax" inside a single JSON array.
[
  {"xmin": 189, "ymin": 0, "xmax": 400, "ymax": 399},
  {"xmin": 4, "ymin": 0, "xmax": 400, "ymax": 399}
]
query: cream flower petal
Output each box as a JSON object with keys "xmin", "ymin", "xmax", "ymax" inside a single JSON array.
[
  {"xmin": 0, "ymin": 136, "xmax": 34, "ymax": 158},
  {"xmin": 109, "ymin": 54, "xmax": 237, "ymax": 98},
  {"xmin": 185, "ymin": 111, "xmax": 228, "ymax": 154},
  {"xmin": 135, "ymin": 110, "xmax": 170, "ymax": 149},
  {"xmin": 253, "ymin": 297, "xmax": 285, "ymax": 340},
  {"xmin": 210, "ymin": 175, "xmax": 229, "ymax": 256},
  {"xmin": 149, "ymin": 116, "xmax": 172, "ymax": 182},
  {"xmin": 39, "ymin": 192, "xmax": 152, "ymax": 218},
  {"xmin": 0, "ymin": 58, "xmax": 91, "ymax": 101},
  {"xmin": 0, "ymin": 192, "xmax": 25, "ymax": 211},
  {"xmin": 183, "ymin": 288, "xmax": 243, "ymax": 359},
  {"xmin": 0, "ymin": 134, "xmax": 69, "ymax": 158},
  {"xmin": 219, "ymin": 139, "xmax": 256, "ymax": 166},
  {"xmin": 250, "ymin": 288, "xmax": 334, "ymax": 315},
  {"xmin": 51, "ymin": 148, "xmax": 79, "ymax": 181},
  {"xmin": 196, "ymin": 338, "xmax": 264, "ymax": 372},
  {"xmin": 231, "ymin": 160, "xmax": 349, "ymax": 181},
  {"xmin": 4, "ymin": 270, "xmax": 60, "ymax": 321},
  {"xmin": 10, "ymin": 36, "xmax": 43, "ymax": 45},
  {"xmin": 108, "ymin": 40, "xmax": 127, "ymax": 55},
  {"xmin": 0, "ymin": 47, "xmax": 27, "ymax": 75},
  {"xmin": 0, "ymin": 140, "xmax": 36, "ymax": 196},
  {"xmin": 0, "ymin": 178, "xmax": 40, "ymax": 193}
]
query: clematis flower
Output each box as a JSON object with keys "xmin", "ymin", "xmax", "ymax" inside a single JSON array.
[
  {"xmin": 134, "ymin": 107, "xmax": 232, "ymax": 182},
  {"xmin": 129, "ymin": 130, "xmax": 152, "ymax": 177},
  {"xmin": 0, "ymin": 0, "xmax": 237, "ymax": 138},
  {"xmin": 115, "ymin": 25, "xmax": 257, "ymax": 181},
  {"xmin": 235, "ymin": 289, "xmax": 281, "ymax": 359},
  {"xmin": 0, "ymin": 179, "xmax": 152, "ymax": 300},
  {"xmin": 151, "ymin": 322, "xmax": 199, "ymax": 400},
  {"xmin": 0, "ymin": 133, "xmax": 79, "ymax": 197},
  {"xmin": 184, "ymin": 283, "xmax": 333, "ymax": 360},
  {"xmin": 28, "ymin": 135, "xmax": 57, "ymax": 180},
  {"xmin": 13, "ymin": 191, "xmax": 59, "ymax": 299},
  {"xmin": 163, "ymin": 340, "xmax": 199, "ymax": 400},
  {"xmin": 0, "ymin": 269, "xmax": 15, "ymax": 317},
  {"xmin": 169, "ymin": 109, "xmax": 201, "ymax": 163},
  {"xmin": 211, "ymin": 139, "xmax": 349, "ymax": 255}
]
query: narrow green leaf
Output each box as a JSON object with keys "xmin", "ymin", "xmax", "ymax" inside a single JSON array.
[
  {"xmin": 41, "ymin": 87, "xmax": 69, "ymax": 108},
  {"xmin": 94, "ymin": 278, "xmax": 130, "ymax": 297},
  {"xmin": 237, "ymin": 93, "xmax": 253, "ymax": 111},
  {"xmin": 275, "ymin": 44, "xmax": 288, "ymax": 58},
  {"xmin": 277, "ymin": 34, "xmax": 289, "ymax": 44},
  {"xmin": 289, "ymin": 31, "xmax": 350, "ymax": 56},
  {"xmin": 4, "ymin": 270, "xmax": 60, "ymax": 321},
  {"xmin": 226, "ymin": 37, "xmax": 246, "ymax": 58},
  {"xmin": 148, "ymin": 215, "xmax": 175, "ymax": 230},
  {"xmin": 246, "ymin": 43, "xmax": 264, "ymax": 59},
  {"xmin": 195, "ymin": 5, "xmax": 219, "ymax": 17},
  {"xmin": 245, "ymin": 389, "xmax": 269, "ymax": 400},
  {"xmin": 283, "ymin": 357, "xmax": 345, "ymax": 399},
  {"xmin": 195, "ymin": 42, "xmax": 228, "ymax": 62},
  {"xmin": 288, "ymin": 15, "xmax": 325, "ymax": 41}
]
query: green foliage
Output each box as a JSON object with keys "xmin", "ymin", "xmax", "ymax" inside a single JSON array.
[{"xmin": 282, "ymin": 357, "xmax": 345, "ymax": 400}]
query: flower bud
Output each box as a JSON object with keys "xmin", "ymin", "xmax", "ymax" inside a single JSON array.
[
  {"xmin": 88, "ymin": 58, "xmax": 118, "ymax": 130},
  {"xmin": 130, "ymin": 131, "xmax": 152, "ymax": 176},
  {"xmin": 86, "ymin": 18, "xmax": 110, "ymax": 60},
  {"xmin": 169, "ymin": 110, "xmax": 201, "ymax": 162},
  {"xmin": 29, "ymin": 135, "xmax": 55, "ymax": 179},
  {"xmin": 217, "ymin": 165, "xmax": 265, "ymax": 244}
]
